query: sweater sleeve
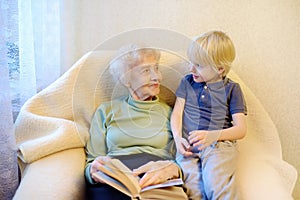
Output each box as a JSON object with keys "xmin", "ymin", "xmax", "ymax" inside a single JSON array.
[{"xmin": 85, "ymin": 105, "xmax": 109, "ymax": 184}]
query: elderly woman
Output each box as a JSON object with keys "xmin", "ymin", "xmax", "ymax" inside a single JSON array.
[{"xmin": 85, "ymin": 45, "xmax": 188, "ymax": 200}]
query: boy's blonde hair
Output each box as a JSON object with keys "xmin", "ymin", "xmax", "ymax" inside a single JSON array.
[{"xmin": 187, "ymin": 31, "xmax": 235, "ymax": 77}]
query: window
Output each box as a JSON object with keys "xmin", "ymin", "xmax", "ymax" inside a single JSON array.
[{"xmin": 1, "ymin": 0, "xmax": 60, "ymax": 121}]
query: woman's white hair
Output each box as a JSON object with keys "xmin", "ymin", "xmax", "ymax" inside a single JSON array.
[{"xmin": 109, "ymin": 44, "xmax": 160, "ymax": 83}]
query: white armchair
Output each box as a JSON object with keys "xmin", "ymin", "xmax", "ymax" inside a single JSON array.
[{"xmin": 13, "ymin": 50, "xmax": 297, "ymax": 199}]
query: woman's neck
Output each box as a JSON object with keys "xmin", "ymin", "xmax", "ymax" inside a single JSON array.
[{"xmin": 131, "ymin": 93, "xmax": 154, "ymax": 101}]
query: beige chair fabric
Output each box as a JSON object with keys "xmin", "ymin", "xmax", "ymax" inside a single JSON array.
[{"xmin": 13, "ymin": 51, "xmax": 297, "ymax": 200}]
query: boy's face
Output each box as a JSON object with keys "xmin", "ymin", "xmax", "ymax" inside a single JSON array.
[{"xmin": 189, "ymin": 63, "xmax": 222, "ymax": 83}]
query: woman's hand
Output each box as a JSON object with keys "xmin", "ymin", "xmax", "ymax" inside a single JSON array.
[
  {"xmin": 90, "ymin": 156, "xmax": 111, "ymax": 183},
  {"xmin": 188, "ymin": 130, "xmax": 221, "ymax": 151},
  {"xmin": 132, "ymin": 160, "xmax": 180, "ymax": 188}
]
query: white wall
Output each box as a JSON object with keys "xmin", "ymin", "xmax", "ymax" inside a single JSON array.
[{"xmin": 62, "ymin": 0, "xmax": 300, "ymax": 198}]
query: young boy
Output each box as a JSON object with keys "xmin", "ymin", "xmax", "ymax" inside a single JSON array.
[{"xmin": 171, "ymin": 31, "xmax": 247, "ymax": 200}]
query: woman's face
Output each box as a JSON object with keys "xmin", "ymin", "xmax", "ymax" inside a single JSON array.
[{"xmin": 127, "ymin": 55, "xmax": 162, "ymax": 101}]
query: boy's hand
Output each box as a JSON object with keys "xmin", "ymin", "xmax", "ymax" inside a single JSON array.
[
  {"xmin": 188, "ymin": 130, "xmax": 221, "ymax": 151},
  {"xmin": 174, "ymin": 137, "xmax": 193, "ymax": 157}
]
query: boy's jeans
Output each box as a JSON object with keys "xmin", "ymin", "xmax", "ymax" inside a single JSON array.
[{"xmin": 176, "ymin": 141, "xmax": 239, "ymax": 200}]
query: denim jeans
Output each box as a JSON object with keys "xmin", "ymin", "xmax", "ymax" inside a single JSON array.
[{"xmin": 176, "ymin": 141, "xmax": 240, "ymax": 200}]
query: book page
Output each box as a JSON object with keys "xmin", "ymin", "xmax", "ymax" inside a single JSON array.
[
  {"xmin": 141, "ymin": 186, "xmax": 188, "ymax": 200},
  {"xmin": 141, "ymin": 178, "xmax": 184, "ymax": 192},
  {"xmin": 94, "ymin": 158, "xmax": 184, "ymax": 199},
  {"xmin": 93, "ymin": 171, "xmax": 132, "ymax": 197},
  {"xmin": 109, "ymin": 159, "xmax": 141, "ymax": 193},
  {"xmin": 96, "ymin": 158, "xmax": 141, "ymax": 197},
  {"xmin": 110, "ymin": 159, "xmax": 184, "ymax": 193}
]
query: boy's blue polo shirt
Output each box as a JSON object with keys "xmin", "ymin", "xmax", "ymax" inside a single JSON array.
[{"xmin": 176, "ymin": 74, "xmax": 247, "ymax": 138}]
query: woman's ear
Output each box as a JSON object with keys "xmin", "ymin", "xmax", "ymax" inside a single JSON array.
[
  {"xmin": 124, "ymin": 82, "xmax": 131, "ymax": 88},
  {"xmin": 120, "ymin": 75, "xmax": 131, "ymax": 88}
]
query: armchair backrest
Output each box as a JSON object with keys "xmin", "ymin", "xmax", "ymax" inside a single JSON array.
[
  {"xmin": 15, "ymin": 49, "xmax": 282, "ymax": 164},
  {"xmin": 72, "ymin": 50, "xmax": 189, "ymax": 126}
]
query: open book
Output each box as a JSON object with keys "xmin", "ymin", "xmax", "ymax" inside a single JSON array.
[{"xmin": 92, "ymin": 158, "xmax": 184, "ymax": 199}]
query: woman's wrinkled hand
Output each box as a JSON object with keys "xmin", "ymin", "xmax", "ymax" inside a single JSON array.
[
  {"xmin": 90, "ymin": 156, "xmax": 111, "ymax": 183},
  {"xmin": 132, "ymin": 160, "xmax": 180, "ymax": 188}
]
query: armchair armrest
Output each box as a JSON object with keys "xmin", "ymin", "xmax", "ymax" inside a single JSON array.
[
  {"xmin": 13, "ymin": 148, "xmax": 86, "ymax": 200},
  {"xmin": 237, "ymin": 140, "xmax": 297, "ymax": 200}
]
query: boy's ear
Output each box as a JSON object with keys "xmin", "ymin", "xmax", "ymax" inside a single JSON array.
[{"xmin": 218, "ymin": 67, "xmax": 225, "ymax": 74}]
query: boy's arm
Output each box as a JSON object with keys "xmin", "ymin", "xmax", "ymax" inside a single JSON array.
[
  {"xmin": 170, "ymin": 97, "xmax": 185, "ymax": 139},
  {"xmin": 189, "ymin": 113, "xmax": 247, "ymax": 150},
  {"xmin": 171, "ymin": 97, "xmax": 193, "ymax": 156},
  {"xmin": 218, "ymin": 112, "xmax": 247, "ymax": 141}
]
